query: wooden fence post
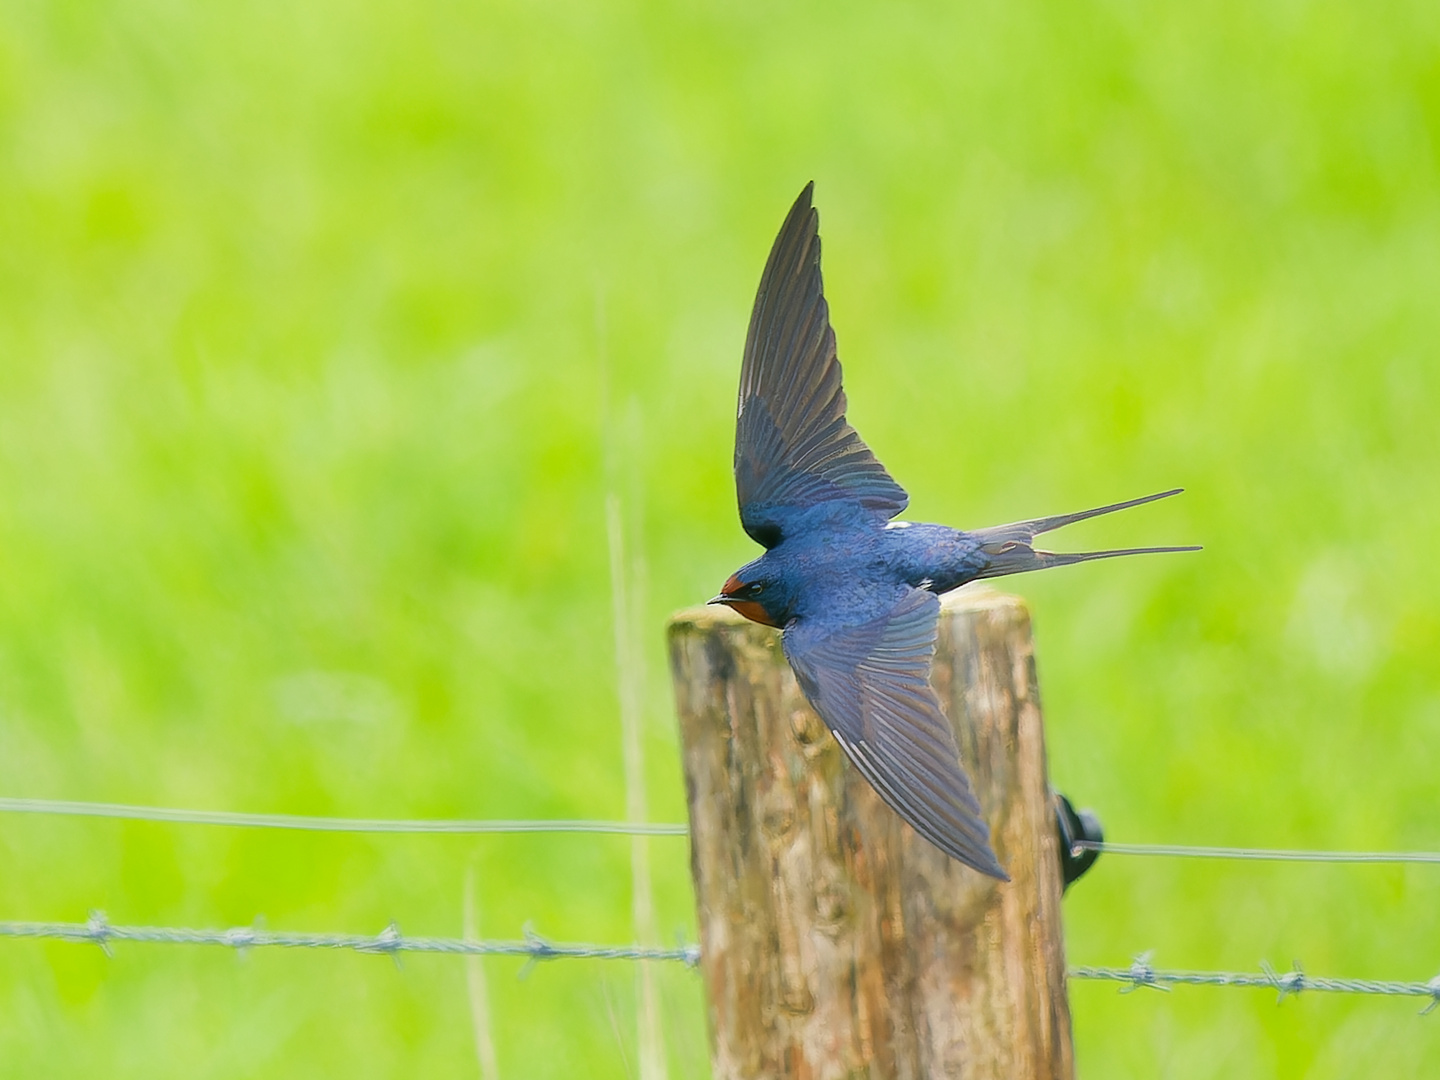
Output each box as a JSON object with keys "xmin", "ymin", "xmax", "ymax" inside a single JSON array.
[{"xmin": 667, "ymin": 587, "xmax": 1075, "ymax": 1080}]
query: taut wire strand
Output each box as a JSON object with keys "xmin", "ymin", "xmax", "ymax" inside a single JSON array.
[
  {"xmin": 1072, "ymin": 840, "xmax": 1440, "ymax": 865},
  {"xmin": 9, "ymin": 798, "xmax": 1439, "ymax": 863},
  {"xmin": 0, "ymin": 798, "xmax": 688, "ymax": 836}
]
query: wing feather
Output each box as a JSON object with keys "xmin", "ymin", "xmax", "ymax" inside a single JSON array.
[
  {"xmin": 735, "ymin": 184, "xmax": 908, "ymax": 548},
  {"xmin": 782, "ymin": 589, "xmax": 1007, "ymax": 879}
]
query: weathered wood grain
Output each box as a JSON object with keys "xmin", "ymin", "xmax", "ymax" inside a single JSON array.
[{"xmin": 667, "ymin": 587, "xmax": 1074, "ymax": 1080}]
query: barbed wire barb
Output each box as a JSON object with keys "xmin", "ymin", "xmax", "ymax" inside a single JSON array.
[
  {"xmin": 1423, "ymin": 978, "xmax": 1440, "ymax": 1016},
  {"xmin": 374, "ymin": 922, "xmax": 404, "ymax": 969},
  {"xmin": 518, "ymin": 923, "xmax": 555, "ymax": 979},
  {"xmin": 86, "ymin": 910, "xmax": 113, "ymax": 957},
  {"xmin": 1117, "ymin": 952, "xmax": 1168, "ymax": 994},
  {"xmin": 1261, "ymin": 960, "xmax": 1306, "ymax": 1003}
]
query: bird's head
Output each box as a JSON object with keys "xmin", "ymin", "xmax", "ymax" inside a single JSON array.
[{"xmin": 709, "ymin": 565, "xmax": 788, "ymax": 628}]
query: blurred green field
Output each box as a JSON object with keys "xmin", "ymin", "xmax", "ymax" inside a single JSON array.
[{"xmin": 2, "ymin": 0, "xmax": 1439, "ymax": 1076}]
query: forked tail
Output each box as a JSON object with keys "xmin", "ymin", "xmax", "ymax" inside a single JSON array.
[{"xmin": 971, "ymin": 488, "xmax": 1200, "ymax": 580}]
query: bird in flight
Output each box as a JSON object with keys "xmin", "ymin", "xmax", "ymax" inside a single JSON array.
[{"xmin": 710, "ymin": 184, "xmax": 1197, "ymax": 880}]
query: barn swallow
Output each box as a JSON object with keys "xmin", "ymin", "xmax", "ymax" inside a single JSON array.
[{"xmin": 710, "ymin": 184, "xmax": 1197, "ymax": 880}]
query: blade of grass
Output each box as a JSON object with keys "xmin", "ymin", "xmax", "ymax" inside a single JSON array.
[{"xmin": 463, "ymin": 868, "xmax": 501, "ymax": 1080}]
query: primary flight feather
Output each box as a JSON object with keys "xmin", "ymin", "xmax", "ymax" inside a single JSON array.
[{"xmin": 710, "ymin": 184, "xmax": 1197, "ymax": 880}]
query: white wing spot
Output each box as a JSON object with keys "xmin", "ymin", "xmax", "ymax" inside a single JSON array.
[{"xmin": 884, "ymin": 521, "xmax": 911, "ymax": 530}]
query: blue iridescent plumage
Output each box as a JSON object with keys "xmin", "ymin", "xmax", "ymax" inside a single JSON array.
[{"xmin": 711, "ymin": 184, "xmax": 1197, "ymax": 879}]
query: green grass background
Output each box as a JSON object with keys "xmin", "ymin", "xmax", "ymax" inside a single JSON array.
[{"xmin": 2, "ymin": 0, "xmax": 1439, "ymax": 1075}]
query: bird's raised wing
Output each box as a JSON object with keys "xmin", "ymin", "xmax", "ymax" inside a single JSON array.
[
  {"xmin": 735, "ymin": 184, "xmax": 908, "ymax": 549},
  {"xmin": 782, "ymin": 588, "xmax": 1007, "ymax": 879}
]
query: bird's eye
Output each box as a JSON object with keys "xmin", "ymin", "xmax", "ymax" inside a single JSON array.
[{"xmin": 749, "ymin": 583, "xmax": 765, "ymax": 597}]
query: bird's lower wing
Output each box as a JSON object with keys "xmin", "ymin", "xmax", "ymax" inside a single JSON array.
[{"xmin": 782, "ymin": 589, "xmax": 1007, "ymax": 879}]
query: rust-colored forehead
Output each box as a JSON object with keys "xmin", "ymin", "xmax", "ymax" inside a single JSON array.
[{"xmin": 722, "ymin": 572, "xmax": 744, "ymax": 595}]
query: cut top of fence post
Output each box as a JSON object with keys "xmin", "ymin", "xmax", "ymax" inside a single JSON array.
[{"xmin": 668, "ymin": 586, "xmax": 1074, "ymax": 1080}]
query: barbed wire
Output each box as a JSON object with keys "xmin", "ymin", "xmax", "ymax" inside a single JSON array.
[
  {"xmin": 6, "ymin": 916, "xmax": 1438, "ymax": 1014},
  {"xmin": 0, "ymin": 914, "xmax": 701, "ymax": 966},
  {"xmin": 1071, "ymin": 954, "xmax": 1440, "ymax": 1013},
  {"xmin": 0, "ymin": 797, "xmax": 688, "ymax": 836},
  {"xmin": 1072, "ymin": 840, "xmax": 1440, "ymax": 865}
]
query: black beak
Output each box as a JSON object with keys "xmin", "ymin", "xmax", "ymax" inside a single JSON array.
[{"xmin": 707, "ymin": 595, "xmax": 728, "ymax": 605}]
